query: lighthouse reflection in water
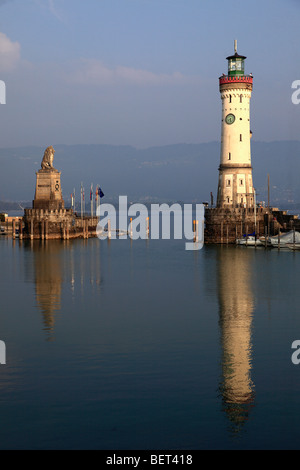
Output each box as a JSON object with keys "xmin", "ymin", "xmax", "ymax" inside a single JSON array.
[{"xmin": 217, "ymin": 246, "xmax": 255, "ymax": 433}]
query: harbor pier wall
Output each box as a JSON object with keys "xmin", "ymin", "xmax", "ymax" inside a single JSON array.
[
  {"xmin": 23, "ymin": 208, "xmax": 100, "ymax": 240},
  {"xmin": 204, "ymin": 206, "xmax": 298, "ymax": 244}
]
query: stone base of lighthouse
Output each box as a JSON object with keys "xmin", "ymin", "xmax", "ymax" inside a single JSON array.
[{"xmin": 204, "ymin": 206, "xmax": 276, "ymax": 244}]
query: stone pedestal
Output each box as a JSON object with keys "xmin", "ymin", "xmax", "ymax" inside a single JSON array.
[
  {"xmin": 204, "ymin": 206, "xmax": 275, "ymax": 244},
  {"xmin": 23, "ymin": 145, "xmax": 101, "ymax": 240},
  {"xmin": 33, "ymin": 169, "xmax": 64, "ymax": 211}
]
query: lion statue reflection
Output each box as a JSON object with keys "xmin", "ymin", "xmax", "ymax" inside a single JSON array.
[{"xmin": 41, "ymin": 146, "xmax": 55, "ymax": 170}]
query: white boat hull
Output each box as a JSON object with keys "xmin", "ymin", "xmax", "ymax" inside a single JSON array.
[{"xmin": 236, "ymin": 236, "xmax": 262, "ymax": 246}]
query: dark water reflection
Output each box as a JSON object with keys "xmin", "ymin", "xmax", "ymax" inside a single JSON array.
[{"xmin": 1, "ymin": 238, "xmax": 300, "ymax": 449}]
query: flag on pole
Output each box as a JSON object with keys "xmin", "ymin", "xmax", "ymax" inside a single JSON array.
[{"xmin": 98, "ymin": 187, "xmax": 104, "ymax": 198}]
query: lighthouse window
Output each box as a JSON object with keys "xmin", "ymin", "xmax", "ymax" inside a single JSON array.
[
  {"xmin": 240, "ymin": 179, "xmax": 243, "ymax": 186},
  {"xmin": 240, "ymin": 134, "xmax": 242, "ymax": 141},
  {"xmin": 226, "ymin": 180, "xmax": 231, "ymax": 187},
  {"xmin": 240, "ymin": 95, "xmax": 243, "ymax": 103},
  {"xmin": 226, "ymin": 197, "xmax": 230, "ymax": 203},
  {"xmin": 229, "ymin": 95, "xmax": 232, "ymax": 103},
  {"xmin": 228, "ymin": 152, "xmax": 231, "ymax": 160}
]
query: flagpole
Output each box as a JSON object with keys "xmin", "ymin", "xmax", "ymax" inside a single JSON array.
[
  {"xmin": 83, "ymin": 186, "xmax": 85, "ymax": 216},
  {"xmin": 90, "ymin": 183, "xmax": 93, "ymax": 220},
  {"xmin": 98, "ymin": 186, "xmax": 100, "ymax": 222},
  {"xmin": 96, "ymin": 185, "xmax": 98, "ymax": 220},
  {"xmin": 81, "ymin": 182, "xmax": 83, "ymax": 218},
  {"xmin": 97, "ymin": 186, "xmax": 104, "ymax": 222}
]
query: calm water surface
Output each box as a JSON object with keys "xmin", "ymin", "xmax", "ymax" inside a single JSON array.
[{"xmin": 0, "ymin": 236, "xmax": 300, "ymax": 449}]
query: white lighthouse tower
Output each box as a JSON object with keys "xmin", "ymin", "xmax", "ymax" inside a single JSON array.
[
  {"xmin": 204, "ymin": 41, "xmax": 280, "ymax": 243},
  {"xmin": 217, "ymin": 40, "xmax": 254, "ymax": 208}
]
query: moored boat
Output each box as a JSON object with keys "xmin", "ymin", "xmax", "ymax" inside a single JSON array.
[
  {"xmin": 267, "ymin": 230, "xmax": 300, "ymax": 247},
  {"xmin": 236, "ymin": 235, "xmax": 263, "ymax": 246}
]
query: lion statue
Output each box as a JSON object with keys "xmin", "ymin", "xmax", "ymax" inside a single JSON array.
[{"xmin": 41, "ymin": 146, "xmax": 55, "ymax": 169}]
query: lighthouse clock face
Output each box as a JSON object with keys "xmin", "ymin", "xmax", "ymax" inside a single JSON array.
[{"xmin": 225, "ymin": 113, "xmax": 235, "ymax": 125}]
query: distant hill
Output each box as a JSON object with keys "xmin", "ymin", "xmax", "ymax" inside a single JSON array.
[{"xmin": 0, "ymin": 141, "xmax": 299, "ymax": 210}]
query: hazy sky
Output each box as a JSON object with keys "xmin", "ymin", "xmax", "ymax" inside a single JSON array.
[{"xmin": 0, "ymin": 0, "xmax": 299, "ymax": 148}]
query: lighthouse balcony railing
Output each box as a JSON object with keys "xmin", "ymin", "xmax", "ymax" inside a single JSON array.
[{"xmin": 219, "ymin": 75, "xmax": 253, "ymax": 85}]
